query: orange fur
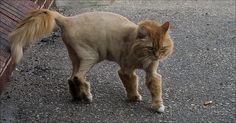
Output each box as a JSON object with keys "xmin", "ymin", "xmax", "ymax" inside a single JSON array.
[
  {"xmin": 9, "ymin": 9, "xmax": 173, "ymax": 112},
  {"xmin": 118, "ymin": 69, "xmax": 141, "ymax": 101},
  {"xmin": 9, "ymin": 9, "xmax": 65, "ymax": 64}
]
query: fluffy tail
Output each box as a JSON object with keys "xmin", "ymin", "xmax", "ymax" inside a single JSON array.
[{"xmin": 9, "ymin": 9, "xmax": 66, "ymax": 64}]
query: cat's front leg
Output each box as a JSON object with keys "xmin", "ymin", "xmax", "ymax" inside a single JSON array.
[
  {"xmin": 145, "ymin": 62, "xmax": 165, "ymax": 113},
  {"xmin": 118, "ymin": 69, "xmax": 142, "ymax": 102}
]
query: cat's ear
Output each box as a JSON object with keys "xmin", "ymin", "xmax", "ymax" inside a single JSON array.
[
  {"xmin": 137, "ymin": 25, "xmax": 149, "ymax": 39},
  {"xmin": 161, "ymin": 21, "xmax": 170, "ymax": 32}
]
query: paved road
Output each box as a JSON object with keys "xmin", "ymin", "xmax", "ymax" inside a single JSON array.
[{"xmin": 0, "ymin": 0, "xmax": 235, "ymax": 122}]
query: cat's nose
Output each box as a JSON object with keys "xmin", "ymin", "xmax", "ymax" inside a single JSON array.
[
  {"xmin": 153, "ymin": 54, "xmax": 159, "ymax": 60},
  {"xmin": 154, "ymin": 51, "xmax": 158, "ymax": 57}
]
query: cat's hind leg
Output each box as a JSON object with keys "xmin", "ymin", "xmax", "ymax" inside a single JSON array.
[
  {"xmin": 145, "ymin": 62, "xmax": 165, "ymax": 113},
  {"xmin": 118, "ymin": 69, "xmax": 142, "ymax": 102},
  {"xmin": 68, "ymin": 59, "xmax": 96, "ymax": 103},
  {"xmin": 67, "ymin": 46, "xmax": 96, "ymax": 102}
]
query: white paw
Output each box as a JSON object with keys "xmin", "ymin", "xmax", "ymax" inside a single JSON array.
[
  {"xmin": 152, "ymin": 104, "xmax": 165, "ymax": 113},
  {"xmin": 157, "ymin": 104, "xmax": 165, "ymax": 113},
  {"xmin": 138, "ymin": 95, "xmax": 142, "ymax": 101},
  {"xmin": 87, "ymin": 94, "xmax": 93, "ymax": 102}
]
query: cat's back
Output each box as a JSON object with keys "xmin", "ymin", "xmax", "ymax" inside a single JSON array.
[
  {"xmin": 65, "ymin": 11, "xmax": 137, "ymax": 44},
  {"xmin": 67, "ymin": 11, "xmax": 137, "ymax": 34},
  {"xmin": 64, "ymin": 12, "xmax": 137, "ymax": 61},
  {"xmin": 71, "ymin": 11, "xmax": 134, "ymax": 25}
]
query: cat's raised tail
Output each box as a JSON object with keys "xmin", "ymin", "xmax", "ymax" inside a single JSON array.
[{"xmin": 9, "ymin": 9, "xmax": 66, "ymax": 64}]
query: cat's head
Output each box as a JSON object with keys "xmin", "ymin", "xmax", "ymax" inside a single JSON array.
[{"xmin": 132, "ymin": 20, "xmax": 173, "ymax": 64}]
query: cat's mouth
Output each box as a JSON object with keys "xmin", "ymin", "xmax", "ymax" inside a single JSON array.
[
  {"xmin": 152, "ymin": 55, "xmax": 159, "ymax": 60},
  {"xmin": 149, "ymin": 53, "xmax": 160, "ymax": 61}
]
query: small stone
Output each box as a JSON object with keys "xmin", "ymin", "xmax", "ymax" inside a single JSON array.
[
  {"xmin": 40, "ymin": 38, "xmax": 49, "ymax": 42},
  {"xmin": 204, "ymin": 101, "xmax": 213, "ymax": 106},
  {"xmin": 7, "ymin": 95, "xmax": 11, "ymax": 99}
]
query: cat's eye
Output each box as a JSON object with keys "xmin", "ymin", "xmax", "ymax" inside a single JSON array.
[
  {"xmin": 148, "ymin": 47, "xmax": 154, "ymax": 51},
  {"xmin": 160, "ymin": 47, "xmax": 166, "ymax": 51}
]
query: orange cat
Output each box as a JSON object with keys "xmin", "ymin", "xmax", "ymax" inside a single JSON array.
[{"xmin": 9, "ymin": 9, "xmax": 173, "ymax": 113}]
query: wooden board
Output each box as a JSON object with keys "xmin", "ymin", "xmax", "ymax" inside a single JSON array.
[{"xmin": 0, "ymin": 0, "xmax": 54, "ymax": 94}]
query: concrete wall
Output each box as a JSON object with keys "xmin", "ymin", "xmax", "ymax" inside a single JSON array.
[{"xmin": 55, "ymin": 0, "xmax": 113, "ymax": 9}]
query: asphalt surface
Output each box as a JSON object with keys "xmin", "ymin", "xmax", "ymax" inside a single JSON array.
[{"xmin": 0, "ymin": 0, "xmax": 235, "ymax": 122}]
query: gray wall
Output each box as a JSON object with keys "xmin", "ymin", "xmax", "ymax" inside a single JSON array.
[{"xmin": 55, "ymin": 0, "xmax": 113, "ymax": 9}]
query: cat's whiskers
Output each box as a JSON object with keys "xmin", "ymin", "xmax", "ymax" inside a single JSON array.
[{"xmin": 136, "ymin": 53, "xmax": 153, "ymax": 68}]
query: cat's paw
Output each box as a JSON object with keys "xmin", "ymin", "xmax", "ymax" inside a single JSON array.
[
  {"xmin": 152, "ymin": 104, "xmax": 165, "ymax": 113},
  {"xmin": 128, "ymin": 94, "xmax": 142, "ymax": 102},
  {"xmin": 72, "ymin": 93, "xmax": 93, "ymax": 103},
  {"xmin": 84, "ymin": 93, "xmax": 93, "ymax": 103}
]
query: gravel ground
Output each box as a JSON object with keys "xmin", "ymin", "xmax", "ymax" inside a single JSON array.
[{"xmin": 0, "ymin": 0, "xmax": 235, "ymax": 122}]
